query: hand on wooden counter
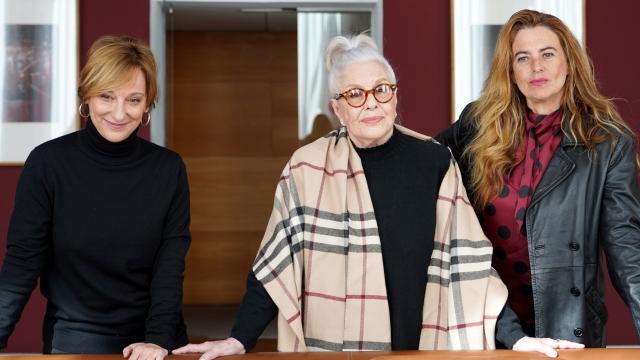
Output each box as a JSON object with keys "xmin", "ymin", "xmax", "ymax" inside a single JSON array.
[
  {"xmin": 512, "ymin": 336, "xmax": 585, "ymax": 357},
  {"xmin": 172, "ymin": 337, "xmax": 246, "ymax": 360},
  {"xmin": 122, "ymin": 342, "xmax": 169, "ymax": 360}
]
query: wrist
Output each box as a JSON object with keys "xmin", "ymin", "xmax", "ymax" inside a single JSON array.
[{"xmin": 227, "ymin": 337, "xmax": 246, "ymax": 353}]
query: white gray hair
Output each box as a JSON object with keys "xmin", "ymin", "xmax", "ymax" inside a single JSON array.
[{"xmin": 325, "ymin": 33, "xmax": 397, "ymax": 94}]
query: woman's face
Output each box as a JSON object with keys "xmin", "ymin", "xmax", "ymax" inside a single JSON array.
[
  {"xmin": 86, "ymin": 69, "xmax": 147, "ymax": 143},
  {"xmin": 511, "ymin": 26, "xmax": 568, "ymax": 114},
  {"xmin": 331, "ymin": 60, "xmax": 397, "ymax": 148}
]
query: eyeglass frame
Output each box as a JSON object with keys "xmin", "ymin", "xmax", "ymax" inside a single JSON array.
[{"xmin": 333, "ymin": 83, "xmax": 398, "ymax": 108}]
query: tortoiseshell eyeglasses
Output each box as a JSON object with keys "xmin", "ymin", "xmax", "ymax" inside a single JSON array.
[{"xmin": 333, "ymin": 83, "xmax": 397, "ymax": 108}]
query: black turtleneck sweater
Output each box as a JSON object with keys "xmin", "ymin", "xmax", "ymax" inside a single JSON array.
[
  {"xmin": 231, "ymin": 128, "xmax": 450, "ymax": 350},
  {"xmin": 0, "ymin": 120, "xmax": 190, "ymax": 353}
]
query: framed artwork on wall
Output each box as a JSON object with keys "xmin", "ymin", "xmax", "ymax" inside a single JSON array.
[
  {"xmin": 451, "ymin": 0, "xmax": 584, "ymax": 121},
  {"xmin": 0, "ymin": 0, "xmax": 77, "ymax": 164}
]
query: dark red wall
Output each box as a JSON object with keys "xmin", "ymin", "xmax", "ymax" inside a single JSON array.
[
  {"xmin": 1, "ymin": 0, "xmax": 638, "ymax": 353},
  {"xmin": 384, "ymin": 0, "xmax": 451, "ymax": 135},
  {"xmin": 78, "ymin": 0, "xmax": 150, "ymax": 67},
  {"xmin": 586, "ymin": 0, "xmax": 640, "ymax": 345},
  {"xmin": 0, "ymin": 0, "xmax": 150, "ymax": 352},
  {"xmin": 0, "ymin": 167, "xmax": 44, "ymax": 352},
  {"xmin": 587, "ymin": 1, "xmax": 640, "ymax": 130}
]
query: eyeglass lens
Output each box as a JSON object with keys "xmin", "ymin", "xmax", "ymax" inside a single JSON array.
[{"xmin": 344, "ymin": 84, "xmax": 395, "ymax": 107}]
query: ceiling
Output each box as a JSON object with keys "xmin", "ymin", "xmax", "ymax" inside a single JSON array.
[{"xmin": 166, "ymin": 2, "xmax": 298, "ymax": 32}]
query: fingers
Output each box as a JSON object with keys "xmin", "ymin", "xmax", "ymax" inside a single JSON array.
[
  {"xmin": 538, "ymin": 338, "xmax": 560, "ymax": 348},
  {"xmin": 538, "ymin": 337, "xmax": 585, "ymax": 351},
  {"xmin": 513, "ymin": 337, "xmax": 557, "ymax": 358},
  {"xmin": 557, "ymin": 339, "xmax": 585, "ymax": 349},
  {"xmin": 200, "ymin": 349, "xmax": 223, "ymax": 360},
  {"xmin": 173, "ymin": 338, "xmax": 244, "ymax": 360},
  {"xmin": 173, "ymin": 342, "xmax": 212, "ymax": 354},
  {"xmin": 513, "ymin": 336, "xmax": 584, "ymax": 358},
  {"xmin": 172, "ymin": 344, "xmax": 193, "ymax": 354},
  {"xmin": 129, "ymin": 346, "xmax": 141, "ymax": 360},
  {"xmin": 123, "ymin": 343, "xmax": 168, "ymax": 360},
  {"xmin": 123, "ymin": 344, "xmax": 134, "ymax": 357},
  {"xmin": 538, "ymin": 344, "xmax": 559, "ymax": 358},
  {"xmin": 171, "ymin": 338, "xmax": 245, "ymax": 359}
]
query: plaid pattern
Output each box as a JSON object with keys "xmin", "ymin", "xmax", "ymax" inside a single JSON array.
[{"xmin": 252, "ymin": 125, "xmax": 507, "ymax": 352}]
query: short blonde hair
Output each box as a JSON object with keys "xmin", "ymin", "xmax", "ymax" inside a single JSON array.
[{"xmin": 78, "ymin": 36, "xmax": 158, "ymax": 109}]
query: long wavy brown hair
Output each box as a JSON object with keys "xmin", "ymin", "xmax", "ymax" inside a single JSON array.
[{"xmin": 466, "ymin": 9, "xmax": 634, "ymax": 209}]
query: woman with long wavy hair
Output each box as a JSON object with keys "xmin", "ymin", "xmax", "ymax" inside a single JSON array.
[{"xmin": 437, "ymin": 9, "xmax": 640, "ymax": 351}]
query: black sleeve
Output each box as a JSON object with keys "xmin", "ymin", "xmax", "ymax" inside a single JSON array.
[
  {"xmin": 494, "ymin": 302, "xmax": 528, "ymax": 348},
  {"xmin": 599, "ymin": 135, "xmax": 640, "ymax": 339},
  {"xmin": 144, "ymin": 159, "xmax": 192, "ymax": 351},
  {"xmin": 0, "ymin": 149, "xmax": 52, "ymax": 349},
  {"xmin": 230, "ymin": 271, "xmax": 278, "ymax": 352},
  {"xmin": 434, "ymin": 102, "xmax": 476, "ymax": 162},
  {"xmin": 435, "ymin": 103, "xmax": 478, "ymax": 204}
]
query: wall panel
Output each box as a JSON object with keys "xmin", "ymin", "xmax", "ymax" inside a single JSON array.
[{"xmin": 167, "ymin": 31, "xmax": 298, "ymax": 304}]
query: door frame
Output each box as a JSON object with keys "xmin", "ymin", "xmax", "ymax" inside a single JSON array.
[{"xmin": 149, "ymin": 0, "xmax": 383, "ymax": 146}]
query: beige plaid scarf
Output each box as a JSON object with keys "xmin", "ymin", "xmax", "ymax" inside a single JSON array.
[{"xmin": 252, "ymin": 125, "xmax": 507, "ymax": 351}]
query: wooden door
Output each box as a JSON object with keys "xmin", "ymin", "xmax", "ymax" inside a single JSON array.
[{"xmin": 167, "ymin": 31, "xmax": 299, "ymax": 304}]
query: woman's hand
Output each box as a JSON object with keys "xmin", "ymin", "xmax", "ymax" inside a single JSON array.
[
  {"xmin": 123, "ymin": 342, "xmax": 168, "ymax": 360},
  {"xmin": 172, "ymin": 337, "xmax": 246, "ymax": 360},
  {"xmin": 513, "ymin": 336, "xmax": 585, "ymax": 357}
]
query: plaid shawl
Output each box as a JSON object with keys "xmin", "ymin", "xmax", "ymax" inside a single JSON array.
[{"xmin": 252, "ymin": 125, "xmax": 507, "ymax": 351}]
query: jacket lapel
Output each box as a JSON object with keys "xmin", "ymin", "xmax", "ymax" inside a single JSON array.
[{"xmin": 529, "ymin": 135, "xmax": 579, "ymax": 208}]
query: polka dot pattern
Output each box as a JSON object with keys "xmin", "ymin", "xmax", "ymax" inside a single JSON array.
[
  {"xmin": 514, "ymin": 261, "xmax": 529, "ymax": 274},
  {"xmin": 485, "ymin": 203, "xmax": 496, "ymax": 216},
  {"xmin": 494, "ymin": 246, "xmax": 506, "ymax": 260},
  {"xmin": 497, "ymin": 226, "xmax": 511, "ymax": 240},
  {"xmin": 481, "ymin": 109, "xmax": 564, "ymax": 335},
  {"xmin": 519, "ymin": 186, "xmax": 532, "ymax": 198}
]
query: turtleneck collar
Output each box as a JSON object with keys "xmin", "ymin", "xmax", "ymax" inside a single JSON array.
[
  {"xmin": 78, "ymin": 118, "xmax": 141, "ymax": 164},
  {"xmin": 353, "ymin": 127, "xmax": 404, "ymax": 162}
]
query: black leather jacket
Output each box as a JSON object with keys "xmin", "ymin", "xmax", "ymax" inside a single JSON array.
[{"xmin": 436, "ymin": 103, "xmax": 640, "ymax": 347}]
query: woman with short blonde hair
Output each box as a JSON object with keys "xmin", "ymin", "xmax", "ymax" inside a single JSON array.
[{"xmin": 0, "ymin": 36, "xmax": 190, "ymax": 359}]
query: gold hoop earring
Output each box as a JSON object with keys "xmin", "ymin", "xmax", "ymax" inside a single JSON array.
[
  {"xmin": 141, "ymin": 112, "xmax": 151, "ymax": 127},
  {"xmin": 78, "ymin": 103, "xmax": 89, "ymax": 118}
]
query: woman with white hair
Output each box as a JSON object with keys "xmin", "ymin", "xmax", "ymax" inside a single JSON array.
[{"xmin": 174, "ymin": 33, "xmax": 507, "ymax": 360}]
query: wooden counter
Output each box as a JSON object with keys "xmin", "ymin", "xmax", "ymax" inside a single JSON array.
[{"xmin": 1, "ymin": 348, "xmax": 639, "ymax": 360}]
